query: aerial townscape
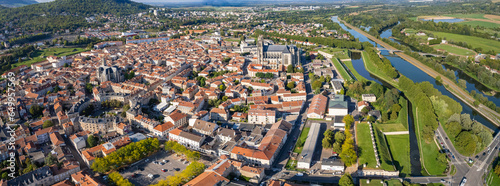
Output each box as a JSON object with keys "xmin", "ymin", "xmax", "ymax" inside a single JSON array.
[{"xmin": 0, "ymin": 0, "xmax": 500, "ymax": 186}]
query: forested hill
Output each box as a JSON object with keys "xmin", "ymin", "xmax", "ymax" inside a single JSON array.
[{"xmin": 0, "ymin": 0, "xmax": 150, "ymax": 32}]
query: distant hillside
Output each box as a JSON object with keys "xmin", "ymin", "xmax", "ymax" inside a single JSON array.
[
  {"xmin": 0, "ymin": 0, "xmax": 38, "ymax": 7},
  {"xmin": 0, "ymin": 0, "xmax": 150, "ymax": 32}
]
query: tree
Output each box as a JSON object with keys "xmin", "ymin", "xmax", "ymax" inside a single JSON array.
[
  {"xmin": 390, "ymin": 111, "xmax": 398, "ymax": 121},
  {"xmin": 369, "ymin": 83, "xmax": 383, "ymax": 97},
  {"xmin": 312, "ymin": 80, "xmax": 322, "ymax": 90},
  {"xmin": 87, "ymin": 135, "xmax": 99, "ymax": 148},
  {"xmin": 391, "ymin": 104, "xmax": 402, "ymax": 113},
  {"xmin": 287, "ymin": 82, "xmax": 295, "ymax": 90},
  {"xmin": 43, "ymin": 120, "xmax": 54, "ymax": 128},
  {"xmin": 437, "ymin": 153, "xmax": 448, "ymax": 165},
  {"xmin": 339, "ymin": 173, "xmax": 354, "ymax": 186},
  {"xmin": 460, "ymin": 114, "xmax": 473, "ymax": 130},
  {"xmin": 332, "ymin": 142, "xmax": 342, "ymax": 154},
  {"xmin": 343, "ymin": 115, "xmax": 354, "ymax": 128},
  {"xmin": 219, "ymin": 84, "xmax": 226, "ymax": 91},
  {"xmin": 29, "ymin": 104, "xmax": 43, "ymax": 118},
  {"xmin": 45, "ymin": 155, "xmax": 58, "ymax": 166},
  {"xmin": 455, "ymin": 131, "xmax": 477, "ymax": 156},
  {"xmin": 287, "ymin": 65, "xmax": 295, "ymax": 73},
  {"xmin": 445, "ymin": 121, "xmax": 462, "ymax": 138},
  {"xmin": 495, "ymin": 164, "xmax": 500, "ymax": 176},
  {"xmin": 335, "ymin": 132, "xmax": 346, "ymax": 143},
  {"xmin": 322, "ymin": 130, "xmax": 335, "ymax": 149}
]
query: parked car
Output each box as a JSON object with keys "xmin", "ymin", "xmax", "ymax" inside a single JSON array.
[
  {"xmin": 296, "ymin": 173, "xmax": 304, "ymax": 177},
  {"xmin": 148, "ymin": 174, "xmax": 154, "ymax": 179},
  {"xmin": 161, "ymin": 169, "xmax": 167, "ymax": 172}
]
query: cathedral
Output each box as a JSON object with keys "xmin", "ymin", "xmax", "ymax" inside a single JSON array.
[
  {"xmin": 257, "ymin": 35, "xmax": 300, "ymax": 70},
  {"xmin": 96, "ymin": 59, "xmax": 124, "ymax": 83}
]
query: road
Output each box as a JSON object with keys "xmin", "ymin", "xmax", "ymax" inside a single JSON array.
[
  {"xmin": 464, "ymin": 133, "xmax": 500, "ymax": 186},
  {"xmin": 341, "ymin": 19, "xmax": 500, "ymax": 127}
]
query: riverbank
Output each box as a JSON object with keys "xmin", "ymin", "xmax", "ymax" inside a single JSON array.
[{"xmin": 341, "ymin": 19, "xmax": 500, "ymax": 127}]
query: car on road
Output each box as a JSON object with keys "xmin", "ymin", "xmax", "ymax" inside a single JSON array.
[
  {"xmin": 161, "ymin": 169, "xmax": 167, "ymax": 172},
  {"xmin": 440, "ymin": 179, "xmax": 446, "ymax": 183}
]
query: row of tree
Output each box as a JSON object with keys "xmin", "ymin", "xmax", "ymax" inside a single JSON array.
[
  {"xmin": 339, "ymin": 115, "xmax": 357, "ymax": 166},
  {"xmin": 151, "ymin": 161, "xmax": 205, "ymax": 186},
  {"xmin": 108, "ymin": 171, "xmax": 133, "ymax": 186},
  {"xmin": 164, "ymin": 141, "xmax": 201, "ymax": 162},
  {"xmin": 91, "ymin": 138, "xmax": 160, "ymax": 173}
]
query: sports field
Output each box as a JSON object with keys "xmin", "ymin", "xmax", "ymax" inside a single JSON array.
[{"xmin": 432, "ymin": 44, "xmax": 476, "ymax": 56}]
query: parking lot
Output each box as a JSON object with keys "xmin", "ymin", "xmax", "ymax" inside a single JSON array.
[{"xmin": 120, "ymin": 151, "xmax": 189, "ymax": 186}]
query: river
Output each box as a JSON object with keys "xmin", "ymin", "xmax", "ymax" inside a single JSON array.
[
  {"xmin": 332, "ymin": 16, "xmax": 496, "ymax": 130},
  {"xmin": 332, "ymin": 15, "xmax": 499, "ymax": 176}
]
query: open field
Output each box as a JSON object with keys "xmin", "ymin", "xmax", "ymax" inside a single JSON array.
[
  {"xmin": 428, "ymin": 31, "xmax": 500, "ymax": 53},
  {"xmin": 459, "ymin": 21, "xmax": 499, "ymax": 29},
  {"xmin": 357, "ymin": 123, "xmax": 378, "ymax": 168},
  {"xmin": 431, "ymin": 44, "xmax": 476, "ymax": 56},
  {"xmin": 386, "ymin": 135, "xmax": 411, "ymax": 177},
  {"xmin": 15, "ymin": 47, "xmax": 89, "ymax": 67}
]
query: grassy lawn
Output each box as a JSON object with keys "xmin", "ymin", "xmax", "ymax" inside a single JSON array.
[
  {"xmin": 444, "ymin": 14, "xmax": 486, "ymax": 19},
  {"xmin": 413, "ymin": 105, "xmax": 447, "ymax": 176},
  {"xmin": 428, "ymin": 31, "xmax": 500, "ymax": 53},
  {"xmin": 459, "ymin": 21, "xmax": 500, "ymax": 29},
  {"xmin": 331, "ymin": 57, "xmax": 353, "ymax": 81},
  {"xmin": 431, "ymin": 44, "xmax": 476, "ymax": 56},
  {"xmin": 293, "ymin": 127, "xmax": 310, "ymax": 154},
  {"xmin": 15, "ymin": 47, "xmax": 89, "ymax": 67},
  {"xmin": 357, "ymin": 123, "xmax": 378, "ymax": 168},
  {"xmin": 376, "ymin": 123, "xmax": 408, "ymax": 132},
  {"xmin": 386, "ymin": 135, "xmax": 411, "ymax": 177},
  {"xmin": 408, "ymin": 17, "xmax": 418, "ymax": 21},
  {"xmin": 487, "ymin": 169, "xmax": 500, "ymax": 186},
  {"xmin": 404, "ymin": 28, "xmax": 418, "ymax": 34},
  {"xmin": 360, "ymin": 179, "xmax": 384, "ymax": 186},
  {"xmin": 343, "ymin": 59, "xmax": 368, "ymax": 81},
  {"xmin": 321, "ymin": 48, "xmax": 350, "ymax": 60},
  {"xmin": 385, "ymin": 179, "xmax": 404, "ymax": 186},
  {"xmin": 373, "ymin": 125, "xmax": 395, "ymax": 171}
]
